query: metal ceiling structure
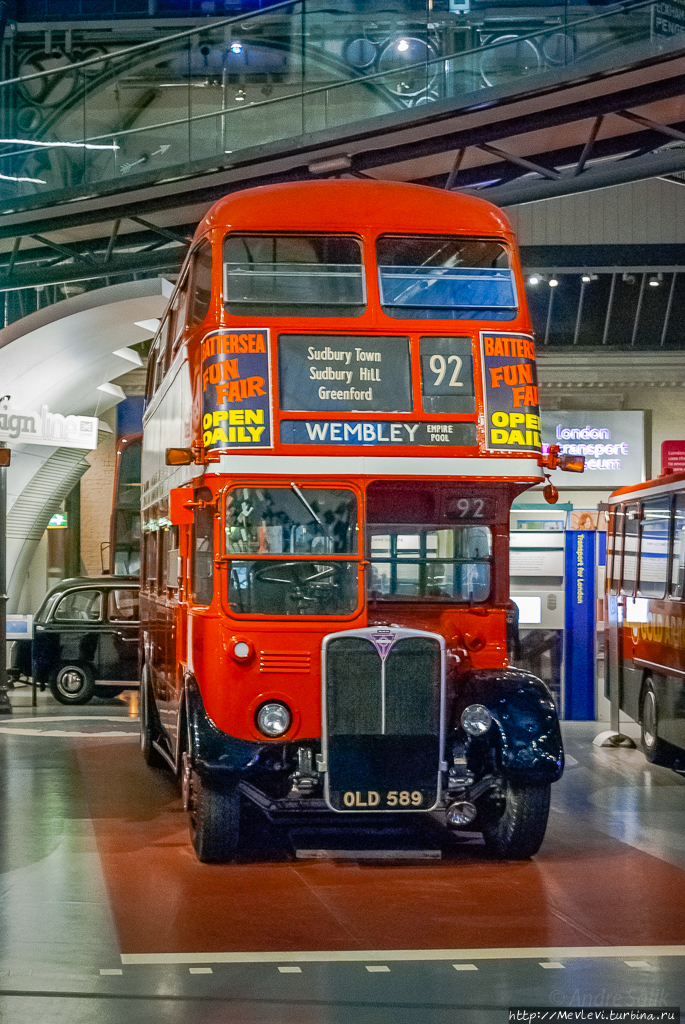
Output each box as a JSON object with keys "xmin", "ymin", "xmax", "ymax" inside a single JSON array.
[{"xmin": 2, "ymin": 1, "xmax": 685, "ymax": 328}]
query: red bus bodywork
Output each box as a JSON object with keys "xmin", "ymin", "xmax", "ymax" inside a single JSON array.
[
  {"xmin": 606, "ymin": 471, "xmax": 685, "ymax": 767},
  {"xmin": 140, "ymin": 180, "xmax": 564, "ymax": 861}
]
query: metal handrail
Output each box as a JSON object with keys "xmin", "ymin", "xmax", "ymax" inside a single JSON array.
[
  {"xmin": 0, "ymin": 0, "xmax": 656, "ymax": 92},
  {"xmin": 0, "ymin": 0, "xmax": 665, "ymax": 159},
  {"xmin": 0, "ymin": 0, "xmax": 300, "ymax": 90}
]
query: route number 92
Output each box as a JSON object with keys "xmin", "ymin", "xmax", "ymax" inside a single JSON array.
[{"xmin": 429, "ymin": 354, "xmax": 463, "ymax": 388}]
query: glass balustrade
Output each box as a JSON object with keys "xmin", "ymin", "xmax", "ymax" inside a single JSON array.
[{"xmin": 0, "ymin": 0, "xmax": 676, "ymax": 208}]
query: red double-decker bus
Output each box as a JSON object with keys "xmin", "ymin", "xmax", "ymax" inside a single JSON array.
[
  {"xmin": 140, "ymin": 180, "xmax": 574, "ymax": 863},
  {"xmin": 605, "ymin": 471, "xmax": 685, "ymax": 768}
]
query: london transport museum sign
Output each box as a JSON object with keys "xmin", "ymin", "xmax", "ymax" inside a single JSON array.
[{"xmin": 200, "ymin": 328, "xmax": 541, "ymax": 454}]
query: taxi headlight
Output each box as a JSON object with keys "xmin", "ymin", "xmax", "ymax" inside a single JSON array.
[
  {"xmin": 461, "ymin": 703, "xmax": 492, "ymax": 737},
  {"xmin": 256, "ymin": 702, "xmax": 292, "ymax": 737}
]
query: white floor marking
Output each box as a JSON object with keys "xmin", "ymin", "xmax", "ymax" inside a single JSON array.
[
  {"xmin": 100, "ymin": 969, "xmax": 123, "ymax": 976},
  {"xmin": 366, "ymin": 966, "xmax": 390, "ymax": 973},
  {"xmin": 296, "ymin": 850, "xmax": 441, "ymax": 860},
  {"xmin": 189, "ymin": 967, "xmax": 213, "ymax": 974},
  {"xmin": 120, "ymin": 945, "xmax": 685, "ymax": 966},
  {"xmin": 624, "ymin": 961, "xmax": 652, "ymax": 968},
  {"xmin": 540, "ymin": 962, "xmax": 565, "ymax": 969},
  {"xmin": 278, "ymin": 966, "xmax": 302, "ymax": 973},
  {"xmin": 0, "ymin": 715, "xmax": 139, "ymax": 737},
  {"xmin": 453, "ymin": 964, "xmax": 478, "ymax": 971}
]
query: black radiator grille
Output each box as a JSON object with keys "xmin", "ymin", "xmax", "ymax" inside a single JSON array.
[{"xmin": 326, "ymin": 635, "xmax": 441, "ymax": 737}]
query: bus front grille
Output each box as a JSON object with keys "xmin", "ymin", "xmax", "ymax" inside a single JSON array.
[{"xmin": 322, "ymin": 628, "xmax": 445, "ymax": 812}]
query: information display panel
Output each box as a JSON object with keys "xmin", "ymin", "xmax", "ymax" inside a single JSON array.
[
  {"xmin": 419, "ymin": 336, "xmax": 475, "ymax": 415},
  {"xmin": 280, "ymin": 420, "xmax": 476, "ymax": 447},
  {"xmin": 278, "ymin": 335, "xmax": 412, "ymax": 413}
]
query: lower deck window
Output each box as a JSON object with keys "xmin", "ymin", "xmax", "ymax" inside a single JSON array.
[
  {"xmin": 368, "ymin": 527, "xmax": 492, "ymax": 603},
  {"xmin": 227, "ymin": 559, "xmax": 358, "ymax": 616}
]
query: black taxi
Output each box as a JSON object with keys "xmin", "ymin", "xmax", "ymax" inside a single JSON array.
[{"xmin": 11, "ymin": 577, "xmax": 140, "ymax": 704}]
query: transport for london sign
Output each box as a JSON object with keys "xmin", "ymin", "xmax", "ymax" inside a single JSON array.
[
  {"xmin": 201, "ymin": 329, "xmax": 272, "ymax": 449},
  {"xmin": 480, "ymin": 331, "xmax": 542, "ymax": 454}
]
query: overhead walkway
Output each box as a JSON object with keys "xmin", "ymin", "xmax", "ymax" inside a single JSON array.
[{"xmin": 2, "ymin": 0, "xmax": 685, "ymax": 316}]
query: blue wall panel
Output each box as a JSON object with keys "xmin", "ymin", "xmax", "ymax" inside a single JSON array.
[{"xmin": 564, "ymin": 530, "xmax": 596, "ymax": 721}]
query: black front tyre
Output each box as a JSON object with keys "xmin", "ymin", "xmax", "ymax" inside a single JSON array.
[
  {"xmin": 189, "ymin": 769, "xmax": 242, "ymax": 863},
  {"xmin": 481, "ymin": 781, "xmax": 551, "ymax": 860},
  {"xmin": 140, "ymin": 673, "xmax": 166, "ymax": 769},
  {"xmin": 640, "ymin": 680, "xmax": 674, "ymax": 767},
  {"xmin": 49, "ymin": 664, "xmax": 96, "ymax": 705}
]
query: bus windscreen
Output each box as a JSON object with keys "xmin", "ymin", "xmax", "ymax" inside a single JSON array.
[
  {"xmin": 223, "ymin": 234, "xmax": 365, "ymax": 317},
  {"xmin": 376, "ymin": 235, "xmax": 517, "ymax": 321}
]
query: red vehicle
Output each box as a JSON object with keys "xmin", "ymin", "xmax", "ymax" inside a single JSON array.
[
  {"xmin": 605, "ymin": 471, "xmax": 685, "ymax": 767},
  {"xmin": 140, "ymin": 180, "xmax": 574, "ymax": 863}
]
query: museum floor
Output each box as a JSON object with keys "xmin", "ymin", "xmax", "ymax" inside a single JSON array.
[{"xmin": 1, "ymin": 687, "xmax": 684, "ymax": 1024}]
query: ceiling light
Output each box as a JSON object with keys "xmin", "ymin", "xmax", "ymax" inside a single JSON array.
[
  {"xmin": 235, "ymin": 88, "xmax": 245, "ymax": 102},
  {"xmin": 308, "ymin": 154, "xmax": 352, "ymax": 175},
  {"xmin": 0, "ymin": 137, "xmax": 118, "ymax": 151},
  {"xmin": 528, "ymin": 275, "xmax": 539, "ymax": 285},
  {"xmin": 549, "ymin": 278, "xmax": 559, "ymax": 287},
  {"xmin": 581, "ymin": 274, "xmax": 591, "ymax": 283},
  {"xmin": 230, "ymin": 41, "xmax": 243, "ymax": 54},
  {"xmin": 649, "ymin": 277, "xmax": 659, "ymax": 286},
  {"xmin": 397, "ymin": 38, "xmax": 409, "ymax": 51}
]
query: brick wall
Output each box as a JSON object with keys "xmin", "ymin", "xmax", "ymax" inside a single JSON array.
[{"xmin": 80, "ymin": 414, "xmax": 117, "ymax": 577}]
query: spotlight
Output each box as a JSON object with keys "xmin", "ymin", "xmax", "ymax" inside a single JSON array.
[
  {"xmin": 549, "ymin": 278, "xmax": 559, "ymax": 287},
  {"xmin": 235, "ymin": 88, "xmax": 245, "ymax": 102},
  {"xmin": 397, "ymin": 39, "xmax": 409, "ymax": 51},
  {"xmin": 528, "ymin": 275, "xmax": 539, "ymax": 286},
  {"xmin": 230, "ymin": 41, "xmax": 243, "ymax": 54},
  {"xmin": 581, "ymin": 275, "xmax": 591, "ymax": 283}
]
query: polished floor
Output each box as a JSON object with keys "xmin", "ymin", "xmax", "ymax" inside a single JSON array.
[{"xmin": 1, "ymin": 685, "xmax": 684, "ymax": 1024}]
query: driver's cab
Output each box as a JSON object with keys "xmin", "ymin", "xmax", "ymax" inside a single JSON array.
[{"xmin": 221, "ymin": 482, "xmax": 362, "ymax": 618}]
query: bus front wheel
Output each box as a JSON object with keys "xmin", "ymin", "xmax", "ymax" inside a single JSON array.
[
  {"xmin": 640, "ymin": 680, "xmax": 673, "ymax": 767},
  {"xmin": 480, "ymin": 781, "xmax": 551, "ymax": 860},
  {"xmin": 189, "ymin": 770, "xmax": 241, "ymax": 863}
]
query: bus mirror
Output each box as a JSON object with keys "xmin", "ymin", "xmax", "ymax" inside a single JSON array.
[
  {"xmin": 559, "ymin": 454, "xmax": 585, "ymax": 473},
  {"xmin": 169, "ymin": 488, "xmax": 194, "ymax": 525},
  {"xmin": 166, "ymin": 447, "xmax": 193, "ymax": 466}
]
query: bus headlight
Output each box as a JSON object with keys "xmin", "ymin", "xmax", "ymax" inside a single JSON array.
[
  {"xmin": 461, "ymin": 704, "xmax": 492, "ymax": 736},
  {"xmin": 256, "ymin": 702, "xmax": 292, "ymax": 737}
]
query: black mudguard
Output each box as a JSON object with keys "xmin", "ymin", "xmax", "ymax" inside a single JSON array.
[
  {"xmin": 185, "ymin": 677, "xmax": 261, "ymax": 782},
  {"xmin": 456, "ymin": 668, "xmax": 564, "ymax": 783}
]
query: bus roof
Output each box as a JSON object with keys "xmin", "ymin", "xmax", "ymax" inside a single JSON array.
[
  {"xmin": 195, "ymin": 180, "xmax": 514, "ymax": 241},
  {"xmin": 609, "ymin": 470, "xmax": 685, "ymax": 503}
]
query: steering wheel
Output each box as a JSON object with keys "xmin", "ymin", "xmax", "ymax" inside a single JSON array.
[{"xmin": 253, "ymin": 562, "xmax": 336, "ymax": 586}]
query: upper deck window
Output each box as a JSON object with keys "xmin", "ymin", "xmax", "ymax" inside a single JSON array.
[
  {"xmin": 376, "ymin": 235, "xmax": 517, "ymax": 321},
  {"xmin": 223, "ymin": 234, "xmax": 365, "ymax": 318}
]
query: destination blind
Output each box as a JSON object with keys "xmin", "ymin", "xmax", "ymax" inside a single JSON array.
[{"xmin": 278, "ymin": 335, "xmax": 412, "ymax": 413}]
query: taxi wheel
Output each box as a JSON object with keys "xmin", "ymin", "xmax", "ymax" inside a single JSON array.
[
  {"xmin": 188, "ymin": 769, "xmax": 241, "ymax": 863},
  {"xmin": 640, "ymin": 681, "xmax": 674, "ymax": 767},
  {"xmin": 49, "ymin": 664, "xmax": 96, "ymax": 705},
  {"xmin": 140, "ymin": 674, "xmax": 166, "ymax": 769},
  {"xmin": 481, "ymin": 781, "xmax": 551, "ymax": 860}
]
